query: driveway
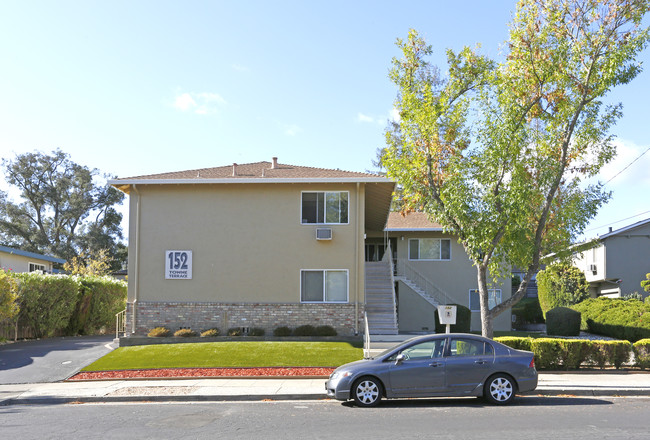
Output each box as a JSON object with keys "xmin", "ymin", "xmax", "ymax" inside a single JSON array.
[{"xmin": 0, "ymin": 335, "xmax": 117, "ymax": 384}]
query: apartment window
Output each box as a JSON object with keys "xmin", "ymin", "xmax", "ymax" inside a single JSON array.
[
  {"xmin": 469, "ymin": 289, "xmax": 502, "ymax": 312},
  {"xmin": 300, "ymin": 270, "xmax": 348, "ymax": 302},
  {"xmin": 301, "ymin": 192, "xmax": 348, "ymax": 224},
  {"xmin": 29, "ymin": 263, "xmax": 47, "ymax": 272},
  {"xmin": 408, "ymin": 238, "xmax": 451, "ymax": 260}
]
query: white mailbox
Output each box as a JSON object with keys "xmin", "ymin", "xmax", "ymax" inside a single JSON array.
[{"xmin": 437, "ymin": 305, "xmax": 457, "ymax": 333}]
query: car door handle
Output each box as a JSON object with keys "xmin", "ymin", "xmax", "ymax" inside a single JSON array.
[
  {"xmin": 474, "ymin": 360, "xmax": 487, "ymax": 365},
  {"xmin": 429, "ymin": 362, "xmax": 443, "ymax": 367}
]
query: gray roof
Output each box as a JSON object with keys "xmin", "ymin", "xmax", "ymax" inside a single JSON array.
[{"xmin": 0, "ymin": 245, "xmax": 66, "ymax": 264}]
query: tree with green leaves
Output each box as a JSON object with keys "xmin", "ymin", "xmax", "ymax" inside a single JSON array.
[
  {"xmin": 642, "ymin": 273, "xmax": 650, "ymax": 294},
  {"xmin": 0, "ymin": 149, "xmax": 126, "ymax": 269},
  {"xmin": 380, "ymin": 0, "xmax": 649, "ymax": 337}
]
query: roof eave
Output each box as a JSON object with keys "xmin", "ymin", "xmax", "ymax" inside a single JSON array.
[{"xmin": 109, "ymin": 177, "xmax": 393, "ymax": 186}]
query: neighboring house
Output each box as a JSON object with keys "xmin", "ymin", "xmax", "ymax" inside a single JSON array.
[
  {"xmin": 110, "ymin": 158, "xmax": 512, "ymax": 337},
  {"xmin": 573, "ymin": 218, "xmax": 650, "ymax": 298},
  {"xmin": 371, "ymin": 212, "xmax": 511, "ymax": 333},
  {"xmin": 0, "ymin": 245, "xmax": 66, "ymax": 273}
]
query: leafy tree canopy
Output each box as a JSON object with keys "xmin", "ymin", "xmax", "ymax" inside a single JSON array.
[
  {"xmin": 0, "ymin": 149, "xmax": 126, "ymax": 270},
  {"xmin": 379, "ymin": 0, "xmax": 649, "ymax": 337}
]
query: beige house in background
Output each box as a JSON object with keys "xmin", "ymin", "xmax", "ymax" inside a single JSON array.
[
  {"xmin": 573, "ymin": 218, "xmax": 650, "ymax": 298},
  {"xmin": 0, "ymin": 245, "xmax": 65, "ymax": 273},
  {"xmin": 110, "ymin": 158, "xmax": 512, "ymax": 337}
]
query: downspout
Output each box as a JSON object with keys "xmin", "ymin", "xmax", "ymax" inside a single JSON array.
[
  {"xmin": 131, "ymin": 184, "xmax": 142, "ymax": 334},
  {"xmin": 355, "ymin": 182, "xmax": 360, "ymax": 335}
]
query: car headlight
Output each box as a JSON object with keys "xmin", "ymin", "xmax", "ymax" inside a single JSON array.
[{"xmin": 330, "ymin": 371, "xmax": 352, "ymax": 380}]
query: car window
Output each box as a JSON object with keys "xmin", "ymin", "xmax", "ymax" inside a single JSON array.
[
  {"xmin": 449, "ymin": 338, "xmax": 487, "ymax": 357},
  {"xmin": 388, "ymin": 339, "xmax": 446, "ymax": 361}
]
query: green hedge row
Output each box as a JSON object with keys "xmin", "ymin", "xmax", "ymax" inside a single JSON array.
[
  {"xmin": 495, "ymin": 336, "xmax": 643, "ymax": 370},
  {"xmin": 12, "ymin": 272, "xmax": 126, "ymax": 338},
  {"xmin": 571, "ymin": 298, "xmax": 650, "ymax": 342}
]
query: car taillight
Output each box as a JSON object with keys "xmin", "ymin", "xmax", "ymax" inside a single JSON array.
[{"xmin": 529, "ymin": 357, "xmax": 535, "ymax": 369}]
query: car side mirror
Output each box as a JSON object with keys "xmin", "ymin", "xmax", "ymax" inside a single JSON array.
[{"xmin": 395, "ymin": 353, "xmax": 406, "ymax": 364}]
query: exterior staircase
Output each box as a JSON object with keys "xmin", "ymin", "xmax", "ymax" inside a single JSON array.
[
  {"xmin": 365, "ymin": 259, "xmax": 398, "ymax": 335},
  {"xmin": 399, "ymin": 278, "xmax": 440, "ymax": 308}
]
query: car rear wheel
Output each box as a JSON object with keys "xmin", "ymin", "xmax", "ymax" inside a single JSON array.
[
  {"xmin": 484, "ymin": 374, "xmax": 516, "ymax": 405},
  {"xmin": 352, "ymin": 376, "xmax": 382, "ymax": 407}
]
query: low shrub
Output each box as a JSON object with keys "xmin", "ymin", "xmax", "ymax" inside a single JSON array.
[
  {"xmin": 512, "ymin": 297, "xmax": 544, "ymax": 326},
  {"xmin": 174, "ymin": 328, "xmax": 197, "ymax": 337},
  {"xmin": 434, "ymin": 304, "xmax": 471, "ymax": 333},
  {"xmin": 587, "ymin": 340, "xmax": 631, "ymax": 369},
  {"xmin": 249, "ymin": 327, "xmax": 265, "ymax": 336},
  {"xmin": 148, "ymin": 327, "xmax": 171, "ymax": 337},
  {"xmin": 556, "ymin": 339, "xmax": 591, "ymax": 370},
  {"xmin": 273, "ymin": 326, "xmax": 292, "ymax": 337},
  {"xmin": 315, "ymin": 325, "xmax": 337, "ymax": 336},
  {"xmin": 633, "ymin": 339, "xmax": 650, "ymax": 370},
  {"xmin": 201, "ymin": 328, "xmax": 220, "ymax": 337},
  {"xmin": 571, "ymin": 297, "xmax": 650, "ymax": 342},
  {"xmin": 546, "ymin": 307, "xmax": 581, "ymax": 336},
  {"xmin": 494, "ymin": 336, "xmax": 533, "ymax": 352},
  {"xmin": 293, "ymin": 325, "xmax": 317, "ymax": 336},
  {"xmin": 227, "ymin": 327, "xmax": 243, "ymax": 336},
  {"xmin": 530, "ymin": 338, "xmax": 561, "ymax": 370}
]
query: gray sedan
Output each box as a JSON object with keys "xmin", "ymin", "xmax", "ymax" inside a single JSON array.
[{"xmin": 326, "ymin": 333, "xmax": 537, "ymax": 407}]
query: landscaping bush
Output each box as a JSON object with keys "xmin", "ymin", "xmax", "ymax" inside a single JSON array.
[
  {"xmin": 434, "ymin": 304, "xmax": 471, "ymax": 333},
  {"xmin": 174, "ymin": 328, "xmax": 197, "ymax": 337},
  {"xmin": 227, "ymin": 327, "xmax": 243, "ymax": 336},
  {"xmin": 148, "ymin": 327, "xmax": 171, "ymax": 337},
  {"xmin": 571, "ymin": 297, "xmax": 650, "ymax": 342},
  {"xmin": 512, "ymin": 297, "xmax": 544, "ymax": 326},
  {"xmin": 546, "ymin": 307, "xmax": 581, "ymax": 336},
  {"xmin": 273, "ymin": 326, "xmax": 292, "ymax": 337},
  {"xmin": 67, "ymin": 276, "xmax": 127, "ymax": 335},
  {"xmin": 315, "ymin": 325, "xmax": 337, "ymax": 336},
  {"xmin": 537, "ymin": 263, "xmax": 589, "ymax": 318},
  {"xmin": 0, "ymin": 269, "xmax": 19, "ymax": 322},
  {"xmin": 556, "ymin": 339, "xmax": 591, "ymax": 370},
  {"xmin": 587, "ymin": 340, "xmax": 631, "ymax": 369},
  {"xmin": 530, "ymin": 338, "xmax": 561, "ymax": 370},
  {"xmin": 14, "ymin": 272, "xmax": 80, "ymax": 338},
  {"xmin": 249, "ymin": 327, "xmax": 265, "ymax": 336},
  {"xmin": 494, "ymin": 336, "xmax": 533, "ymax": 352},
  {"xmin": 633, "ymin": 339, "xmax": 650, "ymax": 370},
  {"xmin": 200, "ymin": 328, "xmax": 220, "ymax": 337},
  {"xmin": 293, "ymin": 325, "xmax": 317, "ymax": 336}
]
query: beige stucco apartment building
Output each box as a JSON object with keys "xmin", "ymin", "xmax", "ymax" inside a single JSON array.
[{"xmin": 111, "ymin": 158, "xmax": 512, "ymax": 336}]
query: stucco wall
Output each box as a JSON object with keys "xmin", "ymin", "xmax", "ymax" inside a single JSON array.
[
  {"xmin": 602, "ymin": 223, "xmax": 650, "ymax": 297},
  {"xmin": 126, "ymin": 183, "xmax": 366, "ymax": 331},
  {"xmin": 0, "ymin": 252, "xmax": 54, "ymax": 273}
]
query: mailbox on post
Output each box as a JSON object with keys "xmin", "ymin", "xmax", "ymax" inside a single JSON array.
[{"xmin": 437, "ymin": 305, "xmax": 457, "ymax": 334}]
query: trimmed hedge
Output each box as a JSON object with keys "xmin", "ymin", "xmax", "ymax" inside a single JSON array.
[
  {"xmin": 512, "ymin": 297, "xmax": 544, "ymax": 326},
  {"xmin": 571, "ymin": 297, "xmax": 650, "ymax": 342},
  {"xmin": 546, "ymin": 307, "xmax": 581, "ymax": 336},
  {"xmin": 495, "ymin": 336, "xmax": 632, "ymax": 370},
  {"xmin": 633, "ymin": 339, "xmax": 650, "ymax": 370}
]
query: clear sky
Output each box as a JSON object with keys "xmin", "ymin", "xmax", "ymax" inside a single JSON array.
[{"xmin": 1, "ymin": 0, "xmax": 648, "ymax": 240}]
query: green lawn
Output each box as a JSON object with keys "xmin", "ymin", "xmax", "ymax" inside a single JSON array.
[{"xmin": 82, "ymin": 341, "xmax": 364, "ymax": 371}]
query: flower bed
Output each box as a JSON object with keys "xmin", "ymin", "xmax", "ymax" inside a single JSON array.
[{"xmin": 68, "ymin": 367, "xmax": 335, "ymax": 380}]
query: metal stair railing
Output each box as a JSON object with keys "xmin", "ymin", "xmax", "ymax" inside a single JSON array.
[
  {"xmin": 396, "ymin": 259, "xmax": 454, "ymax": 306},
  {"xmin": 115, "ymin": 309, "xmax": 126, "ymax": 339}
]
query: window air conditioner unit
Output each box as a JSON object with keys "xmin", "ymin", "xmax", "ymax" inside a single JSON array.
[
  {"xmin": 589, "ymin": 264, "xmax": 597, "ymax": 273},
  {"xmin": 316, "ymin": 228, "xmax": 332, "ymax": 240}
]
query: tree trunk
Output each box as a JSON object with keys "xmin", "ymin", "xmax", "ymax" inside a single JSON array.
[{"xmin": 476, "ymin": 264, "xmax": 494, "ymax": 339}]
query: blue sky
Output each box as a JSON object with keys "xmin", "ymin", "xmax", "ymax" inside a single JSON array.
[{"xmin": 0, "ymin": 0, "xmax": 648, "ymax": 239}]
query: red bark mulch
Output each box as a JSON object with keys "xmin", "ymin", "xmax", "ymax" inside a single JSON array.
[{"xmin": 68, "ymin": 367, "xmax": 335, "ymax": 381}]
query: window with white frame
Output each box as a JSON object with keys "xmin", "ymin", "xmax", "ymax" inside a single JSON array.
[
  {"xmin": 301, "ymin": 192, "xmax": 348, "ymax": 224},
  {"xmin": 29, "ymin": 262, "xmax": 47, "ymax": 272},
  {"xmin": 408, "ymin": 238, "xmax": 451, "ymax": 260},
  {"xmin": 300, "ymin": 270, "xmax": 348, "ymax": 302},
  {"xmin": 469, "ymin": 289, "xmax": 502, "ymax": 312}
]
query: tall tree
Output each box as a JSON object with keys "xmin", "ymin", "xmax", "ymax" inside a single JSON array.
[
  {"xmin": 0, "ymin": 149, "xmax": 125, "ymax": 267},
  {"xmin": 380, "ymin": 0, "xmax": 649, "ymax": 337}
]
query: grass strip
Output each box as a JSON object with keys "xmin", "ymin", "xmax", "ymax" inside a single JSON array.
[{"xmin": 82, "ymin": 341, "xmax": 364, "ymax": 371}]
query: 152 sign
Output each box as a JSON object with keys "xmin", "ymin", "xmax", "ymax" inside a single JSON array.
[{"xmin": 165, "ymin": 250, "xmax": 192, "ymax": 279}]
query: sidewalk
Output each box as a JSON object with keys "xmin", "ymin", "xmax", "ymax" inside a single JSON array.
[{"xmin": 1, "ymin": 372, "xmax": 650, "ymax": 406}]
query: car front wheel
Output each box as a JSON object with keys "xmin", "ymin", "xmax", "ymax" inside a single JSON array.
[
  {"xmin": 352, "ymin": 376, "xmax": 382, "ymax": 407},
  {"xmin": 484, "ymin": 374, "xmax": 516, "ymax": 405}
]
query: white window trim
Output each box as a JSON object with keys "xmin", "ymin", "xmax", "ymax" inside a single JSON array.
[
  {"xmin": 299, "ymin": 269, "xmax": 349, "ymax": 303},
  {"xmin": 469, "ymin": 289, "xmax": 502, "ymax": 312},
  {"xmin": 300, "ymin": 191, "xmax": 350, "ymax": 225},
  {"xmin": 28, "ymin": 262, "xmax": 47, "ymax": 272},
  {"xmin": 407, "ymin": 238, "xmax": 452, "ymax": 261}
]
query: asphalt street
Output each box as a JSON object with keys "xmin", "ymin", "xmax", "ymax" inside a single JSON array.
[
  {"xmin": 0, "ymin": 335, "xmax": 116, "ymax": 384},
  {"xmin": 1, "ymin": 397, "xmax": 649, "ymax": 440}
]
